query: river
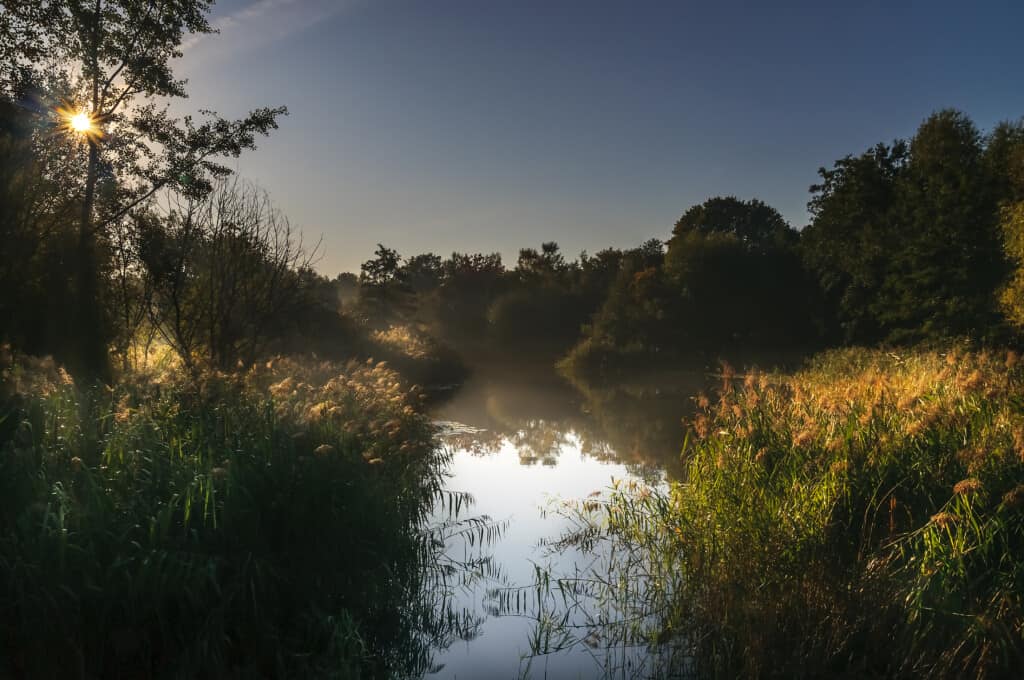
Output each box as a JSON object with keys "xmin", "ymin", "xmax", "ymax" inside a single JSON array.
[{"xmin": 425, "ymin": 362, "xmax": 708, "ymax": 679}]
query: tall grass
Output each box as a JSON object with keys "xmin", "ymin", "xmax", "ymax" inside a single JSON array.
[
  {"xmin": 0, "ymin": 349, "xmax": 476, "ymax": 678},
  {"xmin": 531, "ymin": 346, "xmax": 1024, "ymax": 678}
]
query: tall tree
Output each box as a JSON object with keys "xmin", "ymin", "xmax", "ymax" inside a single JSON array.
[
  {"xmin": 801, "ymin": 142, "xmax": 908, "ymax": 343},
  {"xmin": 0, "ymin": 1, "xmax": 285, "ymax": 381},
  {"xmin": 670, "ymin": 196, "xmax": 794, "ymax": 253},
  {"xmin": 666, "ymin": 197, "xmax": 811, "ymax": 348},
  {"xmin": 882, "ymin": 110, "xmax": 1006, "ymax": 341}
]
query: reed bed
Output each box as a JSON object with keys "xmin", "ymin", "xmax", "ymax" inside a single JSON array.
[
  {"xmin": 0, "ymin": 349, "xmax": 466, "ymax": 678},
  {"xmin": 546, "ymin": 346, "xmax": 1024, "ymax": 678}
]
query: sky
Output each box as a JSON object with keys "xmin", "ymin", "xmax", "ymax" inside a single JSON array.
[{"xmin": 174, "ymin": 0, "xmax": 1024, "ymax": 275}]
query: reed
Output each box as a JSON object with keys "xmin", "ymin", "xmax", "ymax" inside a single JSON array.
[
  {"xmin": 538, "ymin": 345, "xmax": 1024, "ymax": 678},
  {"xmin": 0, "ymin": 349, "xmax": 473, "ymax": 678}
]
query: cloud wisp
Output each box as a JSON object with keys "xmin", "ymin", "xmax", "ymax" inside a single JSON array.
[{"xmin": 180, "ymin": 0, "xmax": 353, "ymax": 64}]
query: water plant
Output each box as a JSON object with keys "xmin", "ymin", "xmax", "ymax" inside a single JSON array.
[{"xmin": 514, "ymin": 346, "xmax": 1024, "ymax": 678}]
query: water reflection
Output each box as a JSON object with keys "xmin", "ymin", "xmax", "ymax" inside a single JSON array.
[
  {"xmin": 425, "ymin": 362, "xmax": 712, "ymax": 678},
  {"xmin": 431, "ymin": 363, "xmax": 711, "ymax": 478}
]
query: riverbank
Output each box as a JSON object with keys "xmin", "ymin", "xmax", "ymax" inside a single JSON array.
[
  {"xmin": 0, "ymin": 350, "xmax": 469, "ymax": 677},
  {"xmin": 548, "ymin": 345, "xmax": 1024, "ymax": 677}
]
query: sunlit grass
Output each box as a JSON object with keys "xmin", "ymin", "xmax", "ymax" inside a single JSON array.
[
  {"xmin": 525, "ymin": 345, "xmax": 1024, "ymax": 678},
  {"xmin": 0, "ymin": 346, "xmax": 483, "ymax": 677}
]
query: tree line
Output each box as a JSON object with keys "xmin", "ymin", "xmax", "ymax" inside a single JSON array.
[
  {"xmin": 1, "ymin": 2, "xmax": 1023, "ymax": 381},
  {"xmin": 346, "ymin": 109, "xmax": 1024, "ymax": 372}
]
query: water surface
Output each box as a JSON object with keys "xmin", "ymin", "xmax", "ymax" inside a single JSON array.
[{"xmin": 426, "ymin": 363, "xmax": 707, "ymax": 678}]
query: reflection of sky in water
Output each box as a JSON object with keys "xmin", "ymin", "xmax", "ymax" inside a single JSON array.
[{"xmin": 428, "ymin": 430, "xmax": 664, "ymax": 679}]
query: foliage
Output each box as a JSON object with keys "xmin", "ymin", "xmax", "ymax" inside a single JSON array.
[
  {"xmin": 1000, "ymin": 202, "xmax": 1024, "ymax": 327},
  {"xmin": 803, "ymin": 110, "xmax": 1023, "ymax": 344},
  {"xmin": 138, "ymin": 177, "xmax": 316, "ymax": 370},
  {"xmin": 0, "ymin": 348, "xmax": 480, "ymax": 678},
  {"xmin": 0, "ymin": 0, "xmax": 286, "ymax": 381},
  {"xmin": 0, "ymin": 99, "xmax": 80, "ymax": 361},
  {"xmin": 534, "ymin": 347, "xmax": 1024, "ymax": 678}
]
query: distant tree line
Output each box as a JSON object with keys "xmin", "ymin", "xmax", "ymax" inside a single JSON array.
[
  {"xmin": 3, "ymin": 33, "xmax": 1023, "ymax": 385},
  {"xmin": 348, "ymin": 109, "xmax": 1024, "ymax": 371}
]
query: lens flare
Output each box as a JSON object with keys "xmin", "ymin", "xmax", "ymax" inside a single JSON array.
[
  {"xmin": 70, "ymin": 112, "xmax": 93, "ymax": 133},
  {"xmin": 56, "ymin": 105, "xmax": 102, "ymax": 139}
]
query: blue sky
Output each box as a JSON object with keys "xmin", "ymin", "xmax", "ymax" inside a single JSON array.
[{"xmin": 175, "ymin": 0, "xmax": 1024, "ymax": 274}]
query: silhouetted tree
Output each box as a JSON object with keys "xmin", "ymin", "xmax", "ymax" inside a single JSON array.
[
  {"xmin": 671, "ymin": 196, "xmax": 795, "ymax": 252},
  {"xmin": 1, "ymin": 1, "xmax": 286, "ymax": 381},
  {"xmin": 140, "ymin": 178, "xmax": 314, "ymax": 370},
  {"xmin": 402, "ymin": 253, "xmax": 443, "ymax": 294},
  {"xmin": 882, "ymin": 110, "xmax": 1007, "ymax": 341},
  {"xmin": 666, "ymin": 197, "xmax": 812, "ymax": 348},
  {"xmin": 358, "ymin": 244, "xmax": 414, "ymax": 324},
  {"xmin": 801, "ymin": 142, "xmax": 908, "ymax": 343},
  {"xmin": 0, "ymin": 97, "xmax": 79, "ymax": 359},
  {"xmin": 804, "ymin": 110, "xmax": 1014, "ymax": 344}
]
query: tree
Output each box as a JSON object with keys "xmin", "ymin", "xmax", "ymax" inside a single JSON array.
[
  {"xmin": 998, "ymin": 202, "xmax": 1024, "ymax": 327},
  {"xmin": 0, "ymin": 97, "xmax": 80, "ymax": 359},
  {"xmin": 670, "ymin": 196, "xmax": 794, "ymax": 253},
  {"xmin": 401, "ymin": 253, "xmax": 443, "ymax": 294},
  {"xmin": 881, "ymin": 110, "xmax": 1007, "ymax": 341},
  {"xmin": 0, "ymin": 1, "xmax": 286, "ymax": 381},
  {"xmin": 139, "ymin": 178, "xmax": 314, "ymax": 370},
  {"xmin": 801, "ymin": 142, "xmax": 908, "ymax": 343},
  {"xmin": 665, "ymin": 197, "xmax": 812, "ymax": 348},
  {"xmin": 515, "ymin": 241, "xmax": 567, "ymax": 282},
  {"xmin": 358, "ymin": 244, "xmax": 412, "ymax": 324}
]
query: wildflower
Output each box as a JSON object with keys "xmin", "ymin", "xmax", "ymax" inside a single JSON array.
[
  {"xmin": 952, "ymin": 478, "xmax": 983, "ymax": 496},
  {"xmin": 929, "ymin": 511, "xmax": 955, "ymax": 528},
  {"xmin": 696, "ymin": 393, "xmax": 710, "ymax": 410},
  {"xmin": 314, "ymin": 444, "xmax": 336, "ymax": 457},
  {"xmin": 829, "ymin": 459, "xmax": 848, "ymax": 475}
]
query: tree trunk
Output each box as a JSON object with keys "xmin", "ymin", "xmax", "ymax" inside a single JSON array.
[
  {"xmin": 75, "ymin": 137, "xmax": 111, "ymax": 384},
  {"xmin": 72, "ymin": 0, "xmax": 111, "ymax": 385}
]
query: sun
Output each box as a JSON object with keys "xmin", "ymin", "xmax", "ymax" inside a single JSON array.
[{"xmin": 69, "ymin": 111, "xmax": 93, "ymax": 133}]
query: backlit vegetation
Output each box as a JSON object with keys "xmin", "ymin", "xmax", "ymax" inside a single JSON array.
[
  {"xmin": 524, "ymin": 347, "xmax": 1024, "ymax": 677},
  {"xmin": 0, "ymin": 347, "xmax": 477, "ymax": 677}
]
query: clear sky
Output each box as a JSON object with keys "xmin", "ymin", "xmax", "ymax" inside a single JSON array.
[{"xmin": 174, "ymin": 0, "xmax": 1024, "ymax": 275}]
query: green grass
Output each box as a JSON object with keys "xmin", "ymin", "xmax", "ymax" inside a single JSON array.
[
  {"xmin": 0, "ymin": 350, "xmax": 472, "ymax": 678},
  {"xmin": 539, "ymin": 346, "xmax": 1024, "ymax": 678}
]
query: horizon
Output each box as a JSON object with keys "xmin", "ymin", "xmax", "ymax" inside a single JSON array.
[{"xmin": 175, "ymin": 0, "xmax": 1024, "ymax": 275}]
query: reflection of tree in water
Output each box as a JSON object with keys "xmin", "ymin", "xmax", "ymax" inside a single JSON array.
[
  {"xmin": 432, "ymin": 365, "xmax": 710, "ymax": 475},
  {"xmin": 573, "ymin": 381, "xmax": 705, "ymax": 479},
  {"xmin": 510, "ymin": 419, "xmax": 574, "ymax": 466}
]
